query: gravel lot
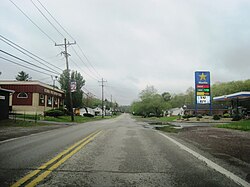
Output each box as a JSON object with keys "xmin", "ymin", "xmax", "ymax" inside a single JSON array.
[{"xmin": 170, "ymin": 126, "xmax": 250, "ymax": 182}]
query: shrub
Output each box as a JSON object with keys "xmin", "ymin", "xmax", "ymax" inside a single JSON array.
[
  {"xmin": 44, "ymin": 109, "xmax": 64, "ymax": 117},
  {"xmin": 183, "ymin": 114, "xmax": 195, "ymax": 119},
  {"xmin": 232, "ymin": 114, "xmax": 242, "ymax": 121},
  {"xmin": 213, "ymin": 115, "xmax": 220, "ymax": 120},
  {"xmin": 223, "ymin": 113, "xmax": 231, "ymax": 118},
  {"xmin": 196, "ymin": 114, "xmax": 203, "ymax": 118}
]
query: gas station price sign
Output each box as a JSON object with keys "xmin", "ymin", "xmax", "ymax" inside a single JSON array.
[{"xmin": 195, "ymin": 71, "xmax": 211, "ymax": 104}]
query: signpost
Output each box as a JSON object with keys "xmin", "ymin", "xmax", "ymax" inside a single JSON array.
[{"xmin": 195, "ymin": 71, "xmax": 212, "ymax": 115}]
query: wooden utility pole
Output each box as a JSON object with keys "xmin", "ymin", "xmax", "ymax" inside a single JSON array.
[
  {"xmin": 98, "ymin": 78, "xmax": 107, "ymax": 118},
  {"xmin": 55, "ymin": 38, "xmax": 76, "ymax": 121}
]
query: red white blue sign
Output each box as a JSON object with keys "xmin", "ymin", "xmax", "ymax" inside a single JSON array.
[{"xmin": 195, "ymin": 71, "xmax": 211, "ymax": 104}]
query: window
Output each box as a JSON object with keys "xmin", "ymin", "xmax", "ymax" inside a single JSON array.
[
  {"xmin": 39, "ymin": 94, "xmax": 45, "ymax": 106},
  {"xmin": 54, "ymin": 97, "xmax": 58, "ymax": 106},
  {"xmin": 17, "ymin": 92, "xmax": 28, "ymax": 98},
  {"xmin": 47, "ymin": 96, "xmax": 52, "ymax": 106}
]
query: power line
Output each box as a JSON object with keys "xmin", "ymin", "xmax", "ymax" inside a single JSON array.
[
  {"xmin": 70, "ymin": 58, "xmax": 99, "ymax": 81},
  {"xmin": 0, "ymin": 56, "xmax": 53, "ymax": 76},
  {"xmin": 0, "ymin": 35, "xmax": 63, "ymax": 73},
  {"xmin": 36, "ymin": 0, "xmax": 75, "ymax": 41},
  {"xmin": 9, "ymin": 0, "xmax": 56, "ymax": 43},
  {"xmin": 0, "ymin": 49, "xmax": 60, "ymax": 75},
  {"xmin": 76, "ymin": 44, "xmax": 102, "ymax": 78},
  {"xmin": 30, "ymin": 0, "xmax": 65, "ymax": 39},
  {"xmin": 35, "ymin": 0, "xmax": 102, "ymax": 79},
  {"xmin": 71, "ymin": 46, "xmax": 100, "ymax": 80}
]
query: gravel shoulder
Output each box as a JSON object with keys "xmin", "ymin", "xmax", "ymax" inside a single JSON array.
[{"xmin": 169, "ymin": 126, "xmax": 250, "ymax": 182}]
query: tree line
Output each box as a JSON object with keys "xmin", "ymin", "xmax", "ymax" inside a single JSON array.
[{"xmin": 131, "ymin": 79, "xmax": 250, "ymax": 117}]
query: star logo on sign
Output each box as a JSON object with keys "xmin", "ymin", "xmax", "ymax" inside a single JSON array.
[{"xmin": 199, "ymin": 73, "xmax": 207, "ymax": 81}]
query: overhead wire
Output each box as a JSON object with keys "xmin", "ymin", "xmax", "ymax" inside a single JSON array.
[
  {"xmin": 0, "ymin": 49, "xmax": 60, "ymax": 75},
  {"xmin": 30, "ymin": 0, "xmax": 65, "ymax": 39},
  {"xmin": 71, "ymin": 46, "xmax": 100, "ymax": 80},
  {"xmin": 9, "ymin": 0, "xmax": 56, "ymax": 44},
  {"xmin": 0, "ymin": 56, "xmax": 53, "ymax": 76},
  {"xmin": 0, "ymin": 35, "xmax": 63, "ymax": 73},
  {"xmin": 35, "ymin": 0, "xmax": 102, "ymax": 79},
  {"xmin": 70, "ymin": 58, "xmax": 99, "ymax": 81}
]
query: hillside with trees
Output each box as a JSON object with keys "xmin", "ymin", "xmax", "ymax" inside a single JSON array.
[{"xmin": 131, "ymin": 79, "xmax": 250, "ymax": 116}]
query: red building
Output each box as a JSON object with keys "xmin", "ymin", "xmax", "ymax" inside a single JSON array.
[{"xmin": 0, "ymin": 81, "xmax": 64, "ymax": 115}]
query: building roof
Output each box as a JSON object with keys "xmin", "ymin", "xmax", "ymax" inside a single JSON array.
[
  {"xmin": 0, "ymin": 80, "xmax": 64, "ymax": 93},
  {"xmin": 213, "ymin": 91, "xmax": 250, "ymax": 101},
  {"xmin": 0, "ymin": 87, "xmax": 15, "ymax": 93}
]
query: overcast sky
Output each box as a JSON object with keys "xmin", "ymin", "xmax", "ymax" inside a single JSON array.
[{"xmin": 1, "ymin": 0, "xmax": 250, "ymax": 105}]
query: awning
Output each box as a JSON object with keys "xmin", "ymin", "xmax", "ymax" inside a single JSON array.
[{"xmin": 213, "ymin": 91, "xmax": 250, "ymax": 101}]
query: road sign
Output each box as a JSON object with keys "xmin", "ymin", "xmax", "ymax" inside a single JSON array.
[
  {"xmin": 70, "ymin": 81, "xmax": 76, "ymax": 92},
  {"xmin": 197, "ymin": 96, "xmax": 210, "ymax": 104},
  {"xmin": 195, "ymin": 71, "xmax": 211, "ymax": 104}
]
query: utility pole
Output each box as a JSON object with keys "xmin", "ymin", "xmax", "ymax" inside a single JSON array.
[
  {"xmin": 110, "ymin": 94, "xmax": 113, "ymax": 114},
  {"xmin": 55, "ymin": 38, "xmax": 76, "ymax": 121},
  {"xmin": 98, "ymin": 78, "xmax": 107, "ymax": 118}
]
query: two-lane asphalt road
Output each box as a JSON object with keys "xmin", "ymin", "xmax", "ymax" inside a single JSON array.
[{"xmin": 0, "ymin": 114, "xmax": 244, "ymax": 186}]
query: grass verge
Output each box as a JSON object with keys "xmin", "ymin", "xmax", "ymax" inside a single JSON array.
[
  {"xmin": 159, "ymin": 116, "xmax": 179, "ymax": 122},
  {"xmin": 216, "ymin": 120, "xmax": 250, "ymax": 131},
  {"xmin": 155, "ymin": 125, "xmax": 179, "ymax": 133}
]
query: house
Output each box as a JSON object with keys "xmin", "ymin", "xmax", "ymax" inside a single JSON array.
[
  {"xmin": 93, "ymin": 107, "xmax": 102, "ymax": 116},
  {"xmin": 0, "ymin": 81, "xmax": 64, "ymax": 115},
  {"xmin": 167, "ymin": 107, "xmax": 184, "ymax": 116},
  {"xmin": 79, "ymin": 107, "xmax": 95, "ymax": 116},
  {"xmin": 0, "ymin": 88, "xmax": 14, "ymax": 120}
]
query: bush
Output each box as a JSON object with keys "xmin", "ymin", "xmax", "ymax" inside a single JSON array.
[
  {"xmin": 44, "ymin": 109, "xmax": 65, "ymax": 117},
  {"xmin": 232, "ymin": 114, "xmax": 242, "ymax": 121},
  {"xmin": 183, "ymin": 114, "xmax": 195, "ymax": 119},
  {"xmin": 223, "ymin": 113, "xmax": 231, "ymax": 118},
  {"xmin": 196, "ymin": 114, "xmax": 203, "ymax": 118},
  {"xmin": 213, "ymin": 115, "xmax": 221, "ymax": 120}
]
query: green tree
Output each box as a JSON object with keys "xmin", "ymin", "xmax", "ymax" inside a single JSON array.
[
  {"xmin": 162, "ymin": 92, "xmax": 171, "ymax": 102},
  {"xmin": 212, "ymin": 79, "xmax": 250, "ymax": 97},
  {"xmin": 15, "ymin": 71, "xmax": 31, "ymax": 81},
  {"xmin": 131, "ymin": 86, "xmax": 167, "ymax": 117},
  {"xmin": 58, "ymin": 70, "xmax": 85, "ymax": 110}
]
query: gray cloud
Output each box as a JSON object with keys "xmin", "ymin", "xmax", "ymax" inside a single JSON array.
[{"xmin": 1, "ymin": 0, "xmax": 250, "ymax": 105}]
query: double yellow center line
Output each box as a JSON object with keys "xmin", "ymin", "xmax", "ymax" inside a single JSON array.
[{"xmin": 11, "ymin": 130, "xmax": 102, "ymax": 187}]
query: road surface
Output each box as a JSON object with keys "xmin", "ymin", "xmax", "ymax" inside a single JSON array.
[{"xmin": 0, "ymin": 114, "xmax": 243, "ymax": 186}]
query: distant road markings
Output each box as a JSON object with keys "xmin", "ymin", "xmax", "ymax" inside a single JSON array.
[
  {"xmin": 11, "ymin": 130, "xmax": 102, "ymax": 187},
  {"xmin": 158, "ymin": 132, "xmax": 250, "ymax": 187}
]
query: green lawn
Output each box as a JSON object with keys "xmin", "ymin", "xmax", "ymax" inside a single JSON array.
[
  {"xmin": 216, "ymin": 120, "xmax": 250, "ymax": 131},
  {"xmin": 159, "ymin": 116, "xmax": 179, "ymax": 122}
]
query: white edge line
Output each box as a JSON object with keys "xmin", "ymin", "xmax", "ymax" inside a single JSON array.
[{"xmin": 158, "ymin": 132, "xmax": 250, "ymax": 187}]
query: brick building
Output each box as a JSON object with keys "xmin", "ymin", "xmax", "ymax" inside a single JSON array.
[{"xmin": 0, "ymin": 81, "xmax": 64, "ymax": 115}]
